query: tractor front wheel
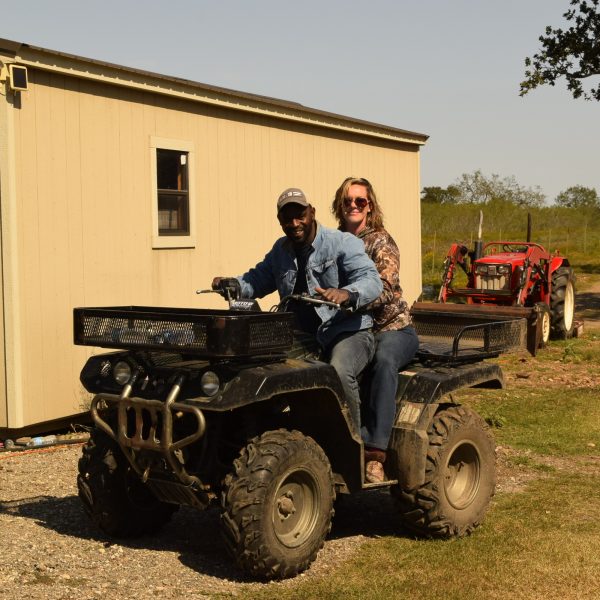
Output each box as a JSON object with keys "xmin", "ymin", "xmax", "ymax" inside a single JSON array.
[
  {"xmin": 535, "ymin": 302, "xmax": 551, "ymax": 347},
  {"xmin": 550, "ymin": 266, "xmax": 576, "ymax": 339},
  {"xmin": 392, "ymin": 405, "xmax": 496, "ymax": 538},
  {"xmin": 220, "ymin": 429, "xmax": 335, "ymax": 580}
]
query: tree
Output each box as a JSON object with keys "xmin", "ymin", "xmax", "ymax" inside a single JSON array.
[
  {"xmin": 420, "ymin": 185, "xmax": 461, "ymax": 204},
  {"xmin": 554, "ymin": 185, "xmax": 600, "ymax": 207},
  {"xmin": 452, "ymin": 170, "xmax": 546, "ymax": 207},
  {"xmin": 520, "ymin": 0, "xmax": 600, "ymax": 101}
]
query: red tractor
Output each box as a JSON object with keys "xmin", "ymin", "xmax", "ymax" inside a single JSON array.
[{"xmin": 432, "ymin": 213, "xmax": 576, "ymax": 349}]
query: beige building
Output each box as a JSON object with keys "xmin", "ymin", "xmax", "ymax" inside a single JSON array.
[{"xmin": 0, "ymin": 38, "xmax": 427, "ymax": 432}]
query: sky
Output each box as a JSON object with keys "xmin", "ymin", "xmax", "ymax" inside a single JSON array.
[{"xmin": 2, "ymin": 0, "xmax": 599, "ymax": 203}]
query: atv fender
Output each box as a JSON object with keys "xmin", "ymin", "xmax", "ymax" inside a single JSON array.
[
  {"xmin": 199, "ymin": 358, "xmax": 364, "ymax": 490},
  {"xmin": 388, "ymin": 362, "xmax": 503, "ymax": 491}
]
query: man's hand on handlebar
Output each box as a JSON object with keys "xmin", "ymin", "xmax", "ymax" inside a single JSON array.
[
  {"xmin": 314, "ymin": 286, "xmax": 350, "ymax": 306},
  {"xmin": 211, "ymin": 277, "xmax": 242, "ymax": 300}
]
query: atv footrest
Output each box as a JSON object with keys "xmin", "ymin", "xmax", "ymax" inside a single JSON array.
[{"xmin": 146, "ymin": 478, "xmax": 210, "ymax": 509}]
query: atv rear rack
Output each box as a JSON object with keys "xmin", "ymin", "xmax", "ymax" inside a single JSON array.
[
  {"xmin": 74, "ymin": 306, "xmax": 294, "ymax": 357},
  {"xmin": 411, "ymin": 303, "xmax": 528, "ymax": 363}
]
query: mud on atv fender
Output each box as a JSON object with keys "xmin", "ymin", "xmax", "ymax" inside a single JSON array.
[{"xmin": 387, "ymin": 361, "xmax": 503, "ymax": 491}]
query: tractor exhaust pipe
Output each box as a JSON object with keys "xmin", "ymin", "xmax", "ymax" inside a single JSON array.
[
  {"xmin": 473, "ymin": 210, "xmax": 484, "ymax": 260},
  {"xmin": 526, "ymin": 213, "xmax": 532, "ymax": 243}
]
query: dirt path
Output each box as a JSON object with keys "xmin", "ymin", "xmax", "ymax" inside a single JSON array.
[{"xmin": 576, "ymin": 275, "xmax": 600, "ymax": 331}]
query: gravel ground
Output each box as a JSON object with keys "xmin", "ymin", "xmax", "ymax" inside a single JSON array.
[{"xmin": 0, "ymin": 443, "xmax": 400, "ymax": 600}]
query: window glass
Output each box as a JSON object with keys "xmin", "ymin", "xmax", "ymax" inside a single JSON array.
[{"xmin": 157, "ymin": 149, "xmax": 189, "ymax": 236}]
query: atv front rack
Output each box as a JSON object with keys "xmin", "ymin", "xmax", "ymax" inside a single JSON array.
[
  {"xmin": 411, "ymin": 303, "xmax": 528, "ymax": 363},
  {"xmin": 74, "ymin": 306, "xmax": 294, "ymax": 357}
]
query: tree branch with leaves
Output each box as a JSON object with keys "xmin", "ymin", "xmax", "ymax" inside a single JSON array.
[{"xmin": 520, "ymin": 0, "xmax": 600, "ymax": 101}]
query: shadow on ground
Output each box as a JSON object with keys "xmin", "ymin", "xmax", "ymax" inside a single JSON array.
[
  {"xmin": 0, "ymin": 487, "xmax": 406, "ymax": 582},
  {"xmin": 576, "ymin": 291, "xmax": 600, "ymax": 321}
]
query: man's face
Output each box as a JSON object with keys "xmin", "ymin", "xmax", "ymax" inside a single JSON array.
[{"xmin": 277, "ymin": 203, "xmax": 316, "ymax": 246}]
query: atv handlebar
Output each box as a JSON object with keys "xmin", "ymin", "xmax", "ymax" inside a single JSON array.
[
  {"xmin": 274, "ymin": 294, "xmax": 340, "ymax": 312},
  {"xmin": 196, "ymin": 285, "xmax": 341, "ymax": 313}
]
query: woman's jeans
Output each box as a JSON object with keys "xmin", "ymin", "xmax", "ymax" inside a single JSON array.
[
  {"xmin": 361, "ymin": 326, "xmax": 419, "ymax": 450},
  {"xmin": 327, "ymin": 329, "xmax": 375, "ymax": 432}
]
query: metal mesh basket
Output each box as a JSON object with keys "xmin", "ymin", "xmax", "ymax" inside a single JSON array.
[
  {"xmin": 412, "ymin": 308, "xmax": 527, "ymax": 363},
  {"xmin": 74, "ymin": 306, "xmax": 294, "ymax": 357}
]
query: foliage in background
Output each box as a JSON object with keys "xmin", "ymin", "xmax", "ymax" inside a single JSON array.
[
  {"xmin": 554, "ymin": 185, "xmax": 600, "ymax": 208},
  {"xmin": 421, "ymin": 170, "xmax": 546, "ymax": 207},
  {"xmin": 520, "ymin": 0, "xmax": 600, "ymax": 101}
]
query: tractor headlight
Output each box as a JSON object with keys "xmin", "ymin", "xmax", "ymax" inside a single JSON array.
[
  {"xmin": 497, "ymin": 265, "xmax": 511, "ymax": 275},
  {"xmin": 113, "ymin": 361, "xmax": 132, "ymax": 386},
  {"xmin": 200, "ymin": 371, "xmax": 220, "ymax": 396},
  {"xmin": 475, "ymin": 264, "xmax": 488, "ymax": 275}
]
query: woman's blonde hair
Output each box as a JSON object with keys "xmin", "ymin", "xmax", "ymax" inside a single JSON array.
[{"xmin": 331, "ymin": 177, "xmax": 385, "ymax": 231}]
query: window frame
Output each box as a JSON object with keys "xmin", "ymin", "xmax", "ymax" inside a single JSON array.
[{"xmin": 150, "ymin": 136, "xmax": 196, "ymax": 249}]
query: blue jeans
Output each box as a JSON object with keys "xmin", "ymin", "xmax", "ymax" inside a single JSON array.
[
  {"xmin": 327, "ymin": 329, "xmax": 375, "ymax": 432},
  {"xmin": 361, "ymin": 326, "xmax": 419, "ymax": 450}
]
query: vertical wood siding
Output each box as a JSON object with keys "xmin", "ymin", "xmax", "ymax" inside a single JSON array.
[{"xmin": 7, "ymin": 69, "xmax": 421, "ymax": 427}]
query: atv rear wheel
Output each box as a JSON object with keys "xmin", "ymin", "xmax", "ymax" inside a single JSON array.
[
  {"xmin": 77, "ymin": 428, "xmax": 177, "ymax": 537},
  {"xmin": 550, "ymin": 266, "xmax": 575, "ymax": 339},
  {"xmin": 221, "ymin": 429, "xmax": 335, "ymax": 580},
  {"xmin": 392, "ymin": 405, "xmax": 495, "ymax": 538}
]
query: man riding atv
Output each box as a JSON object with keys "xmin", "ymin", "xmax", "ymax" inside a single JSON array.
[{"xmin": 212, "ymin": 187, "xmax": 382, "ymax": 436}]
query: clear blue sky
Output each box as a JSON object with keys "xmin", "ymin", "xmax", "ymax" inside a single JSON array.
[{"xmin": 2, "ymin": 0, "xmax": 598, "ymax": 202}]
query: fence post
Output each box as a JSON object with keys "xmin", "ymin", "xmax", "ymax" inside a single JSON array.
[{"xmin": 431, "ymin": 231, "xmax": 437, "ymax": 276}]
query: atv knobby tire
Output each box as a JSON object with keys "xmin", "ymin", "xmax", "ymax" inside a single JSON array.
[
  {"xmin": 392, "ymin": 405, "xmax": 495, "ymax": 538},
  {"xmin": 221, "ymin": 429, "xmax": 335, "ymax": 580},
  {"xmin": 77, "ymin": 428, "xmax": 177, "ymax": 537},
  {"xmin": 550, "ymin": 266, "xmax": 575, "ymax": 339}
]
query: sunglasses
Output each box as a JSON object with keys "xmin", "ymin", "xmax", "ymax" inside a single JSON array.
[{"xmin": 343, "ymin": 196, "xmax": 369, "ymax": 209}]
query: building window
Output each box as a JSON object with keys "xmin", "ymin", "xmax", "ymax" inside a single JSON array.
[
  {"xmin": 157, "ymin": 149, "xmax": 189, "ymax": 236},
  {"xmin": 150, "ymin": 137, "xmax": 195, "ymax": 248}
]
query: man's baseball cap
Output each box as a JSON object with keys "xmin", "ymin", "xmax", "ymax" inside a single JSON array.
[{"xmin": 277, "ymin": 188, "xmax": 309, "ymax": 213}]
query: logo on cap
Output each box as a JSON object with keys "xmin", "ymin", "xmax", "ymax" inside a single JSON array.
[{"xmin": 277, "ymin": 188, "xmax": 309, "ymax": 212}]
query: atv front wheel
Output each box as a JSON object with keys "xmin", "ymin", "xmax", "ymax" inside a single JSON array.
[
  {"xmin": 221, "ymin": 429, "xmax": 335, "ymax": 580},
  {"xmin": 550, "ymin": 266, "xmax": 575, "ymax": 339},
  {"xmin": 77, "ymin": 428, "xmax": 177, "ymax": 537},
  {"xmin": 392, "ymin": 405, "xmax": 495, "ymax": 538}
]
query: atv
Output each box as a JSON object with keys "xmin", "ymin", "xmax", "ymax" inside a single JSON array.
[{"xmin": 74, "ymin": 284, "xmax": 521, "ymax": 580}]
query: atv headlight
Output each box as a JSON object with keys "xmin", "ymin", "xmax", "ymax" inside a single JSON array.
[
  {"xmin": 200, "ymin": 371, "xmax": 220, "ymax": 396},
  {"xmin": 113, "ymin": 361, "xmax": 132, "ymax": 386}
]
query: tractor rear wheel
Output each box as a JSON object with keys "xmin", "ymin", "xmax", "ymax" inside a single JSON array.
[
  {"xmin": 550, "ymin": 266, "xmax": 575, "ymax": 339},
  {"xmin": 392, "ymin": 405, "xmax": 496, "ymax": 538},
  {"xmin": 220, "ymin": 429, "xmax": 335, "ymax": 580}
]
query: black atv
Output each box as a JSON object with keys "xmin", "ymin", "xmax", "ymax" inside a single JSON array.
[{"xmin": 74, "ymin": 283, "xmax": 525, "ymax": 580}]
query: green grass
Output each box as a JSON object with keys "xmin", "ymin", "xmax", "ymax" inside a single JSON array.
[
  {"xmin": 244, "ymin": 473, "xmax": 600, "ymax": 600},
  {"xmin": 462, "ymin": 386, "xmax": 600, "ymax": 456}
]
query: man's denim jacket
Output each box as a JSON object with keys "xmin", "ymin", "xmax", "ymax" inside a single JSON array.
[{"xmin": 237, "ymin": 223, "xmax": 383, "ymax": 348}]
